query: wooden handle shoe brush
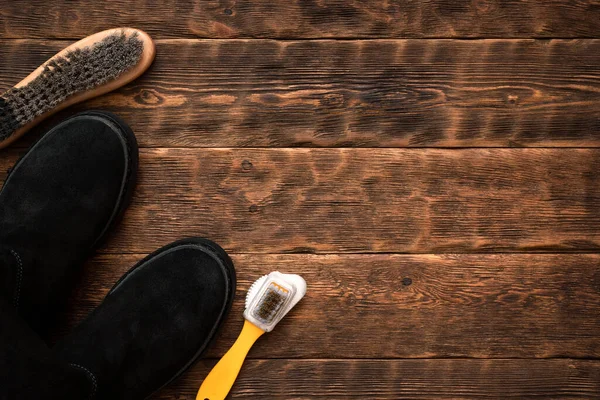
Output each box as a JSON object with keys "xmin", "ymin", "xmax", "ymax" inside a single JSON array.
[
  {"xmin": 0, "ymin": 27, "xmax": 155, "ymax": 149},
  {"xmin": 197, "ymin": 271, "xmax": 307, "ymax": 400}
]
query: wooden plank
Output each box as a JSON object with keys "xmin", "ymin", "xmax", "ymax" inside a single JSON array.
[
  {"xmin": 53, "ymin": 253, "xmax": 600, "ymax": 359},
  {"xmin": 162, "ymin": 359, "xmax": 600, "ymax": 399},
  {"xmin": 1, "ymin": 1, "xmax": 600, "ymax": 39},
  {"xmin": 165, "ymin": 359, "xmax": 600, "ymax": 399},
  {"xmin": 2, "ymin": 39, "xmax": 600, "ymax": 148},
  {"xmin": 2, "ymin": 148, "xmax": 600, "ymax": 254}
]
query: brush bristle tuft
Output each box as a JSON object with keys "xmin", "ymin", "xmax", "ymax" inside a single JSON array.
[{"xmin": 252, "ymin": 284, "xmax": 289, "ymax": 324}]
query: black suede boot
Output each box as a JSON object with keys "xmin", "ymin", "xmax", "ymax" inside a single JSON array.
[
  {"xmin": 0, "ymin": 111, "xmax": 138, "ymax": 337},
  {"xmin": 0, "ymin": 297, "xmax": 93, "ymax": 400},
  {"xmin": 53, "ymin": 238, "xmax": 236, "ymax": 400}
]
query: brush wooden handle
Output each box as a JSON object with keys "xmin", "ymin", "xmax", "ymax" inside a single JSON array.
[{"xmin": 196, "ymin": 320, "xmax": 265, "ymax": 400}]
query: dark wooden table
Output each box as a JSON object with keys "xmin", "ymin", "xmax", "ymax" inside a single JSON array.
[{"xmin": 1, "ymin": 1, "xmax": 600, "ymax": 398}]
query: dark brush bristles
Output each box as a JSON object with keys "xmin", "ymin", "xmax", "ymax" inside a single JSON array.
[
  {"xmin": 0, "ymin": 31, "xmax": 144, "ymax": 142},
  {"xmin": 254, "ymin": 286, "xmax": 287, "ymax": 324}
]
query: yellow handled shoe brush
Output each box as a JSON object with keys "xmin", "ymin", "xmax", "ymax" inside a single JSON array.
[{"xmin": 197, "ymin": 271, "xmax": 307, "ymax": 400}]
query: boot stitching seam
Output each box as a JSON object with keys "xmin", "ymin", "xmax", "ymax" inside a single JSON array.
[
  {"xmin": 10, "ymin": 249, "xmax": 22, "ymax": 309},
  {"xmin": 69, "ymin": 363, "xmax": 98, "ymax": 400}
]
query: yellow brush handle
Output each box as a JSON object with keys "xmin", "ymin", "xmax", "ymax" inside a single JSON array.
[{"xmin": 197, "ymin": 320, "xmax": 265, "ymax": 400}]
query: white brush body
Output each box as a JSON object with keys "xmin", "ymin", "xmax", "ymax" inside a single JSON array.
[{"xmin": 244, "ymin": 271, "xmax": 307, "ymax": 332}]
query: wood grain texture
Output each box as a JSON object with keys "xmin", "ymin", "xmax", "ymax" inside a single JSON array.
[
  {"xmin": 1, "ymin": 1, "xmax": 600, "ymax": 39},
  {"xmin": 8, "ymin": 147, "xmax": 600, "ymax": 254},
  {"xmin": 53, "ymin": 253, "xmax": 600, "ymax": 359},
  {"xmin": 153, "ymin": 359, "xmax": 600, "ymax": 399},
  {"xmin": 3, "ymin": 148, "xmax": 600, "ymax": 254},
  {"xmin": 3, "ymin": 2, "xmax": 600, "ymax": 399},
  {"xmin": 2, "ymin": 39, "xmax": 600, "ymax": 148}
]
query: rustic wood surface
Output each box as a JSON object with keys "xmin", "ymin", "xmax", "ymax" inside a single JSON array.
[
  {"xmin": 2, "ymin": 39, "xmax": 600, "ymax": 148},
  {"xmin": 55, "ymin": 253, "xmax": 600, "ymax": 359},
  {"xmin": 1, "ymin": 1, "xmax": 599, "ymax": 398},
  {"xmin": 158, "ymin": 359, "xmax": 600, "ymax": 399},
  {"xmin": 3, "ymin": 148, "xmax": 600, "ymax": 254},
  {"xmin": 1, "ymin": 1, "xmax": 600, "ymax": 39}
]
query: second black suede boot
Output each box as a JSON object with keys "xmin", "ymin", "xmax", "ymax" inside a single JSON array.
[
  {"xmin": 0, "ymin": 111, "xmax": 138, "ymax": 337},
  {"xmin": 53, "ymin": 238, "xmax": 236, "ymax": 400},
  {"xmin": 0, "ymin": 297, "xmax": 92, "ymax": 400}
]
